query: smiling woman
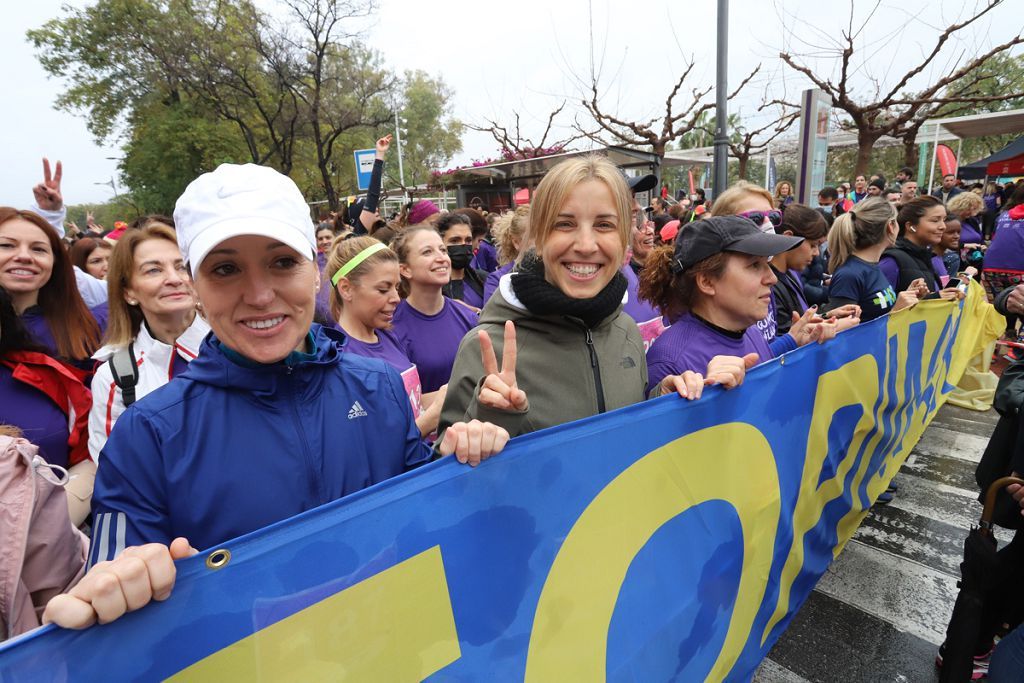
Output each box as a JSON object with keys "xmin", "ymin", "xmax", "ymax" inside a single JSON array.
[
  {"xmin": 89, "ymin": 163, "xmax": 510, "ymax": 572},
  {"xmin": 87, "ymin": 223, "xmax": 208, "ymax": 463},
  {"xmin": 0, "ymin": 208, "xmax": 103, "ymax": 369},
  {"xmin": 439, "ymin": 155, "xmax": 720, "ymax": 440}
]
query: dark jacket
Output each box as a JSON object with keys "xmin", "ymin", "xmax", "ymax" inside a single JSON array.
[
  {"xmin": 976, "ymin": 360, "xmax": 1024, "ymax": 529},
  {"xmin": 881, "ymin": 238, "xmax": 943, "ymax": 293},
  {"xmin": 801, "ymin": 253, "xmax": 830, "ymax": 306},
  {"xmin": 931, "ymin": 186, "xmax": 964, "ymax": 203}
]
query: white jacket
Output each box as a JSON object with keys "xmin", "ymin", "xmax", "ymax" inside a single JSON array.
[{"xmin": 88, "ymin": 316, "xmax": 210, "ymax": 460}]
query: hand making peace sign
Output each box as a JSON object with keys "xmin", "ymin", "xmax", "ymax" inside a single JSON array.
[
  {"xmin": 477, "ymin": 320, "xmax": 529, "ymax": 413},
  {"xmin": 33, "ymin": 157, "xmax": 64, "ymax": 211}
]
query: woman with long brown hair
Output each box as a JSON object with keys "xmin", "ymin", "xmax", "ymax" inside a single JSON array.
[{"xmin": 0, "ymin": 207, "xmax": 103, "ymax": 369}]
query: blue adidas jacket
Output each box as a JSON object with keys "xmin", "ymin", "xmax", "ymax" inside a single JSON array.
[{"xmin": 90, "ymin": 325, "xmax": 431, "ymax": 564}]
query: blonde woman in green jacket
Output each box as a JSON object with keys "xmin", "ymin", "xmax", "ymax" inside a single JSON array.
[{"xmin": 439, "ymin": 155, "xmax": 750, "ymax": 439}]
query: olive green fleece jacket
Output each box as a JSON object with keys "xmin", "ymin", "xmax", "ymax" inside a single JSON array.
[{"xmin": 438, "ymin": 275, "xmax": 648, "ymax": 439}]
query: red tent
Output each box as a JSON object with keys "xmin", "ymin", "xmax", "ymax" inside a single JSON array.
[
  {"xmin": 513, "ymin": 187, "xmax": 531, "ymax": 205},
  {"xmin": 988, "ymin": 154, "xmax": 1024, "ymax": 177}
]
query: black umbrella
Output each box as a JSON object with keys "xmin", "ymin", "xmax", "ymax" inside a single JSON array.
[{"xmin": 939, "ymin": 475, "xmax": 1024, "ymax": 682}]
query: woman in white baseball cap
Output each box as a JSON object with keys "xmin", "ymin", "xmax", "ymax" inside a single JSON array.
[{"xmin": 89, "ymin": 163, "xmax": 510, "ymax": 570}]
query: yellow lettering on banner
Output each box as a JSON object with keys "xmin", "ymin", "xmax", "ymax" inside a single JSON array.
[
  {"xmin": 762, "ymin": 355, "xmax": 880, "ymax": 644},
  {"xmin": 170, "ymin": 545, "xmax": 460, "ymax": 681},
  {"xmin": 524, "ymin": 424, "xmax": 780, "ymax": 682}
]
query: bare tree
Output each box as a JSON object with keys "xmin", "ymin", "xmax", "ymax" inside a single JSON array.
[
  {"xmin": 578, "ymin": 62, "xmax": 760, "ymax": 158},
  {"xmin": 717, "ymin": 105, "xmax": 800, "ymax": 180},
  {"xmin": 779, "ymin": 0, "xmax": 1024, "ymax": 176},
  {"xmin": 269, "ymin": 0, "xmax": 394, "ymax": 210},
  {"xmin": 467, "ymin": 101, "xmax": 590, "ymax": 159}
]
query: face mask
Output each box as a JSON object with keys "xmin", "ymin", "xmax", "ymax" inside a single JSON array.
[{"xmin": 447, "ymin": 244, "xmax": 474, "ymax": 270}]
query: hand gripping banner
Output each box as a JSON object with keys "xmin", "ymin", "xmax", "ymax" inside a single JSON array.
[{"xmin": 0, "ymin": 283, "xmax": 1001, "ymax": 681}]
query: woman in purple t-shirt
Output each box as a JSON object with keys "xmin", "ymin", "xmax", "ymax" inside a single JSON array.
[
  {"xmin": 640, "ymin": 215, "xmax": 826, "ymax": 392},
  {"xmin": 326, "ymin": 235, "xmax": 444, "ymax": 437},
  {"xmin": 390, "ymin": 226, "xmax": 479, "ymax": 394}
]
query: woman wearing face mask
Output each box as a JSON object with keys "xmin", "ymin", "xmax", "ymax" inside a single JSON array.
[
  {"xmin": 90, "ymin": 164, "xmax": 508, "ymax": 564},
  {"xmin": 390, "ymin": 226, "xmax": 479, "ymax": 394},
  {"xmin": 87, "ymin": 223, "xmax": 209, "ymax": 463},
  {"xmin": 826, "ymin": 197, "xmax": 924, "ymax": 321},
  {"xmin": 439, "ymin": 156, "xmax": 739, "ymax": 440},
  {"xmin": 70, "ymin": 237, "xmax": 113, "ymax": 280},
  {"xmin": 327, "ymin": 236, "xmax": 445, "ymax": 437},
  {"xmin": 770, "ymin": 204, "xmax": 860, "ymax": 337},
  {"xmin": 0, "ymin": 208, "xmax": 104, "ymax": 371},
  {"xmin": 879, "ymin": 196, "xmax": 952, "ymax": 294},
  {"xmin": 436, "ymin": 213, "xmax": 487, "ymax": 310}
]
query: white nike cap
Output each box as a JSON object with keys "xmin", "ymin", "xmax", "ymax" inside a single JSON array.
[{"xmin": 174, "ymin": 163, "xmax": 316, "ymax": 274}]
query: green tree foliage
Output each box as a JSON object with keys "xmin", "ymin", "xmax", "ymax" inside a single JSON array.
[
  {"xmin": 29, "ymin": 0, "xmax": 464, "ymax": 211},
  {"xmin": 121, "ymin": 98, "xmax": 251, "ymax": 214},
  {"xmin": 392, "ymin": 71, "xmax": 464, "ymax": 188}
]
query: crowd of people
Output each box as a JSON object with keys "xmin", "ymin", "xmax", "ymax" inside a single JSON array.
[{"xmin": 2, "ymin": 144, "xmax": 1024, "ymax": 679}]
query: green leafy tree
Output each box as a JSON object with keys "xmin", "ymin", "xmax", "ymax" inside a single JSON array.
[
  {"xmin": 391, "ymin": 70, "xmax": 464, "ymax": 188},
  {"xmin": 120, "ymin": 98, "xmax": 251, "ymax": 213}
]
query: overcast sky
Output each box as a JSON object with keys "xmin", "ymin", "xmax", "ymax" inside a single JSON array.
[{"xmin": 2, "ymin": 0, "xmax": 1020, "ymax": 206}]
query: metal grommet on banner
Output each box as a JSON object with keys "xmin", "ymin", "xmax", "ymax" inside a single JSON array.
[
  {"xmin": 779, "ymin": 355, "xmax": 786, "ymax": 366},
  {"xmin": 206, "ymin": 548, "xmax": 231, "ymax": 570}
]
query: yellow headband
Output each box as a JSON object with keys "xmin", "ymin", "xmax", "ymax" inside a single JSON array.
[{"xmin": 331, "ymin": 242, "xmax": 388, "ymax": 286}]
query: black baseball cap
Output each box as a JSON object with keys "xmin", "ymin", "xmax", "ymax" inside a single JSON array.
[
  {"xmin": 671, "ymin": 215, "xmax": 804, "ymax": 274},
  {"xmin": 626, "ymin": 173, "xmax": 658, "ymax": 194}
]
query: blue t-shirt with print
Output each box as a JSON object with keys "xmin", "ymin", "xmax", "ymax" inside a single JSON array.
[{"xmin": 828, "ymin": 255, "xmax": 897, "ymax": 322}]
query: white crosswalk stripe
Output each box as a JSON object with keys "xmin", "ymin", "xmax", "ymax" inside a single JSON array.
[{"xmin": 756, "ymin": 403, "xmax": 1002, "ymax": 682}]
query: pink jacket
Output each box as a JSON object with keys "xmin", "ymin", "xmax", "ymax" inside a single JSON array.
[{"xmin": 0, "ymin": 435, "xmax": 88, "ymax": 641}]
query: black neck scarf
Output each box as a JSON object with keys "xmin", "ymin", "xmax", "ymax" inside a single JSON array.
[{"xmin": 510, "ymin": 251, "xmax": 627, "ymax": 329}]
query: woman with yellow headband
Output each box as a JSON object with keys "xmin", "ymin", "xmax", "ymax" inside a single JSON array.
[{"xmin": 327, "ymin": 236, "xmax": 445, "ymax": 437}]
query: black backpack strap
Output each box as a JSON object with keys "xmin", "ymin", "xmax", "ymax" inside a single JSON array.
[{"xmin": 108, "ymin": 345, "xmax": 140, "ymax": 408}]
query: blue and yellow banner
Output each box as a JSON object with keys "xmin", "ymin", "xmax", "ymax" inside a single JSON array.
[{"xmin": 0, "ymin": 284, "xmax": 1001, "ymax": 681}]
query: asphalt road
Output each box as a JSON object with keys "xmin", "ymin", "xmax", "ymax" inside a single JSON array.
[{"xmin": 754, "ymin": 403, "xmax": 1008, "ymax": 683}]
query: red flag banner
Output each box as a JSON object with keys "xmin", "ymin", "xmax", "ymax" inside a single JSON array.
[{"xmin": 936, "ymin": 144, "xmax": 958, "ymax": 177}]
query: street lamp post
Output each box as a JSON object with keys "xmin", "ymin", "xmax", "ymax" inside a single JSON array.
[{"xmin": 712, "ymin": 0, "xmax": 729, "ymax": 199}]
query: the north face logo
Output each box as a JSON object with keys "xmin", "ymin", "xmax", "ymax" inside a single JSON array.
[
  {"xmin": 620, "ymin": 356, "xmax": 637, "ymax": 369},
  {"xmin": 348, "ymin": 401, "xmax": 368, "ymax": 419}
]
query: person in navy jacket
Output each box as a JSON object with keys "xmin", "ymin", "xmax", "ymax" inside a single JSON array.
[{"xmin": 89, "ymin": 163, "xmax": 509, "ymax": 565}]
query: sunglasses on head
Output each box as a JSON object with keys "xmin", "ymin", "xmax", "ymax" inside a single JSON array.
[{"xmin": 737, "ymin": 209, "xmax": 783, "ymax": 229}]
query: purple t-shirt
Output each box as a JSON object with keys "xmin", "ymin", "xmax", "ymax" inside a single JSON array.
[
  {"xmin": 342, "ymin": 327, "xmax": 424, "ymax": 418},
  {"xmin": 984, "ymin": 210, "xmax": 1024, "ymax": 272},
  {"xmin": 471, "ymin": 241, "xmax": 499, "ymax": 273},
  {"xmin": 960, "ymin": 218, "xmax": 983, "ymax": 245},
  {"xmin": 755, "ymin": 295, "xmax": 778, "ymax": 343},
  {"xmin": 22, "ymin": 302, "xmax": 108, "ymax": 371},
  {"xmin": 391, "ymin": 297, "xmax": 478, "ymax": 393},
  {"xmin": 621, "ymin": 265, "xmax": 666, "ymax": 352},
  {"xmin": 646, "ymin": 312, "xmax": 773, "ymax": 392},
  {"xmin": 484, "ymin": 262, "xmax": 514, "ymax": 304},
  {"xmin": 0, "ymin": 363, "xmax": 71, "ymax": 468}
]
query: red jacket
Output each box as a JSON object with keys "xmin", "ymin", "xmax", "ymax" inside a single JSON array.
[{"xmin": 1, "ymin": 351, "xmax": 92, "ymax": 467}]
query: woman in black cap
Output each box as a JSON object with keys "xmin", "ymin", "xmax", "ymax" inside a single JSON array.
[{"xmin": 640, "ymin": 215, "xmax": 827, "ymax": 392}]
